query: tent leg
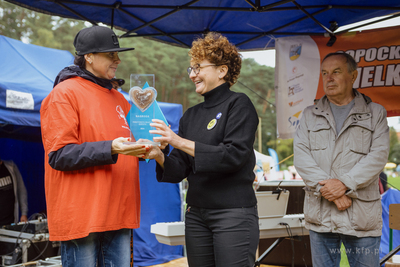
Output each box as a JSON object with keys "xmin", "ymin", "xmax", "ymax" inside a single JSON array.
[
  {"xmin": 254, "ymin": 237, "xmax": 284, "ymax": 267},
  {"xmin": 380, "ymin": 244, "xmax": 400, "ymax": 266}
]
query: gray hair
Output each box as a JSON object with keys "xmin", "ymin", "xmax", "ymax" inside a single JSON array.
[{"xmin": 322, "ymin": 52, "xmax": 358, "ymax": 73}]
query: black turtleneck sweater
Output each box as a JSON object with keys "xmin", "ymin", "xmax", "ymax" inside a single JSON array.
[{"xmin": 156, "ymin": 83, "xmax": 259, "ymax": 208}]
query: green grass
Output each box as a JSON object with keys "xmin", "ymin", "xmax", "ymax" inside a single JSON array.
[
  {"xmin": 340, "ymin": 243, "xmax": 350, "ymax": 266},
  {"xmin": 388, "ymin": 175, "xmax": 400, "ymax": 190}
]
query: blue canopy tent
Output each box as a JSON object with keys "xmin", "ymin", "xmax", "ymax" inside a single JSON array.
[
  {"xmin": 0, "ymin": 35, "xmax": 184, "ymax": 265},
  {"xmin": 4, "ymin": 0, "xmax": 400, "ymax": 50},
  {"xmin": 0, "ymin": 34, "xmax": 75, "ymax": 225},
  {"xmin": 0, "ymin": 35, "xmax": 74, "ymax": 141}
]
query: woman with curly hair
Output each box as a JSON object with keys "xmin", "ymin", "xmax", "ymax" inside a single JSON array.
[{"xmin": 147, "ymin": 32, "xmax": 259, "ymax": 266}]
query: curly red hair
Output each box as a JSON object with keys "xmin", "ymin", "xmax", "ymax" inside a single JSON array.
[{"xmin": 189, "ymin": 32, "xmax": 242, "ymax": 86}]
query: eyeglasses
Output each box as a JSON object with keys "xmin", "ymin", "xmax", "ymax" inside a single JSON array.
[{"xmin": 187, "ymin": 64, "xmax": 216, "ymax": 76}]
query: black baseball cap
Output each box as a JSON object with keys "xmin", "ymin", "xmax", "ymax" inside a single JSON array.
[{"xmin": 74, "ymin": 26, "xmax": 135, "ymax": 56}]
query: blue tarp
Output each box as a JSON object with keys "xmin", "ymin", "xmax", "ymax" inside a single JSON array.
[
  {"xmin": 0, "ymin": 35, "xmax": 184, "ymax": 265},
  {"xmin": 0, "ymin": 35, "xmax": 74, "ymax": 129},
  {"xmin": 380, "ymin": 188, "xmax": 400, "ymax": 261},
  {"xmin": 135, "ymin": 159, "xmax": 183, "ymax": 266}
]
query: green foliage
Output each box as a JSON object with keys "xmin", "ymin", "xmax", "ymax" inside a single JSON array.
[
  {"xmin": 0, "ymin": 0, "xmax": 30, "ymax": 40},
  {"xmin": 116, "ymin": 34, "xmax": 200, "ymax": 111},
  {"xmin": 30, "ymin": 17, "xmax": 85, "ymax": 52},
  {"xmin": 389, "ymin": 127, "xmax": 399, "ymax": 163},
  {"xmin": 388, "ymin": 175, "xmax": 400, "ymax": 190},
  {"xmin": 0, "ymin": 0, "xmax": 84, "ymax": 51},
  {"xmin": 390, "ymin": 143, "xmax": 400, "ymax": 165},
  {"xmin": 389, "ymin": 127, "xmax": 398, "ymax": 147},
  {"xmin": 267, "ymin": 138, "xmax": 293, "ymax": 169},
  {"xmin": 235, "ymin": 59, "xmax": 276, "ymax": 155}
]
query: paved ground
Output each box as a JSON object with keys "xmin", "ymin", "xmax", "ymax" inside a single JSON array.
[{"xmin": 148, "ymin": 257, "xmax": 286, "ymax": 267}]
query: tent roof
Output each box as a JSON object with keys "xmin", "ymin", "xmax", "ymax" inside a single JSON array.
[
  {"xmin": 5, "ymin": 0, "xmax": 400, "ymax": 50},
  {"xmin": 0, "ymin": 35, "xmax": 74, "ymax": 130}
]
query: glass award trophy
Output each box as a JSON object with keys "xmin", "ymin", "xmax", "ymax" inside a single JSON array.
[{"xmin": 125, "ymin": 74, "xmax": 168, "ymax": 147}]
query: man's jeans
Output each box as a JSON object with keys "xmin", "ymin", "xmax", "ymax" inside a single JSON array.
[
  {"xmin": 61, "ymin": 229, "xmax": 131, "ymax": 267},
  {"xmin": 309, "ymin": 230, "xmax": 381, "ymax": 267}
]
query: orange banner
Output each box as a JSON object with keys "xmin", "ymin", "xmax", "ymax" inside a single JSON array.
[{"xmin": 312, "ymin": 25, "xmax": 400, "ymax": 117}]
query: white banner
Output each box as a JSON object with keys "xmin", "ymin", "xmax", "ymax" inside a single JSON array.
[
  {"xmin": 275, "ymin": 26, "xmax": 400, "ymax": 139},
  {"xmin": 275, "ymin": 36, "xmax": 321, "ymax": 139}
]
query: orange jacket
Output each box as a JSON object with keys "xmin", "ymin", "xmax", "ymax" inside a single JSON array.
[{"xmin": 41, "ymin": 77, "xmax": 140, "ymax": 241}]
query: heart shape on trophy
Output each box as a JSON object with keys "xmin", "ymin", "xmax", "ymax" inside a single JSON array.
[{"xmin": 129, "ymin": 86, "xmax": 157, "ymax": 112}]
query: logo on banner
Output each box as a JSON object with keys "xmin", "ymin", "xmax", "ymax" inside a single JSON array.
[
  {"xmin": 288, "ymin": 84, "xmax": 304, "ymax": 97},
  {"xmin": 288, "ymin": 99, "xmax": 303, "ymax": 107},
  {"xmin": 288, "ymin": 86, "xmax": 295, "ymax": 96},
  {"xmin": 289, "ymin": 44, "xmax": 302, "ymax": 61},
  {"xmin": 288, "ymin": 110, "xmax": 302, "ymax": 129}
]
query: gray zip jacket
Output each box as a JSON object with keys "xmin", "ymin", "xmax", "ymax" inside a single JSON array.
[{"xmin": 294, "ymin": 90, "xmax": 389, "ymax": 237}]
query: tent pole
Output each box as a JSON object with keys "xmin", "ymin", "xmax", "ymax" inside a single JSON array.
[
  {"xmin": 120, "ymin": 0, "xmax": 201, "ymax": 37},
  {"xmin": 54, "ymin": 1, "xmax": 97, "ymax": 25},
  {"xmin": 292, "ymin": 1, "xmax": 334, "ymax": 36}
]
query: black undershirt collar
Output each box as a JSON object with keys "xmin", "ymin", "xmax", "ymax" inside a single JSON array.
[
  {"xmin": 53, "ymin": 65, "xmax": 113, "ymax": 90},
  {"xmin": 81, "ymin": 68, "xmax": 113, "ymax": 90}
]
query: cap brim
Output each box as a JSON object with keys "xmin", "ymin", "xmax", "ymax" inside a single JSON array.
[
  {"xmin": 76, "ymin": 47, "xmax": 134, "ymax": 56},
  {"xmin": 101, "ymin": 47, "xmax": 135, "ymax": 53}
]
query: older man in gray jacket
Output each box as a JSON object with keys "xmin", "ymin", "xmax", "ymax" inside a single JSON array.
[{"xmin": 294, "ymin": 52, "xmax": 389, "ymax": 267}]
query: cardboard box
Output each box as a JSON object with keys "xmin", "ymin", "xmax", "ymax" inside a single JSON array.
[
  {"xmin": 386, "ymin": 255, "xmax": 400, "ymax": 267},
  {"xmin": 385, "ymin": 261, "xmax": 400, "ymax": 267}
]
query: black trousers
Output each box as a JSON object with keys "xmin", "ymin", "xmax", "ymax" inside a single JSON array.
[{"xmin": 185, "ymin": 205, "xmax": 259, "ymax": 267}]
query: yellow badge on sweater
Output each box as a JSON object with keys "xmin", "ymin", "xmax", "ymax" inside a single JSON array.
[{"xmin": 207, "ymin": 119, "xmax": 217, "ymax": 130}]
